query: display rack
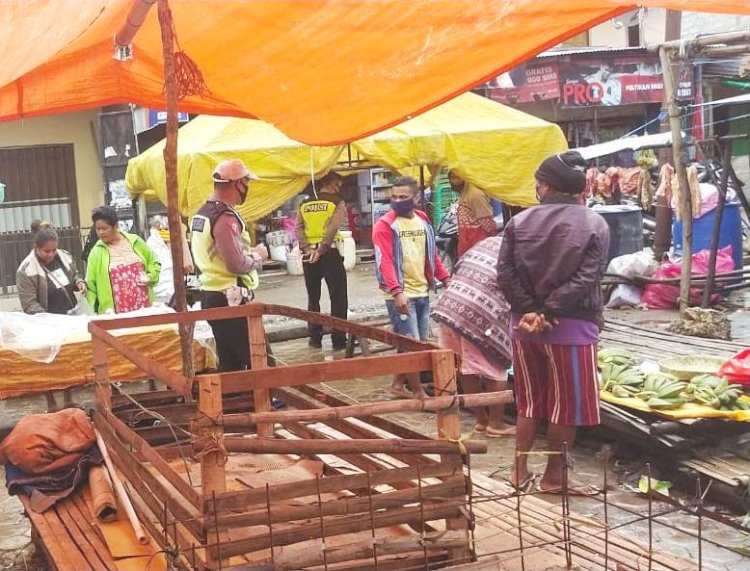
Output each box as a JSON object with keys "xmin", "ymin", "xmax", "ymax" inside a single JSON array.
[{"xmin": 369, "ymin": 167, "xmax": 395, "ymax": 227}]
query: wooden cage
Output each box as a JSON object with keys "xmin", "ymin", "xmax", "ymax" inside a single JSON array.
[{"xmin": 89, "ymin": 303, "xmax": 510, "ymax": 570}]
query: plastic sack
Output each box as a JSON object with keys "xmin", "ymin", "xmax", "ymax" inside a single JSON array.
[
  {"xmin": 642, "ymin": 246, "xmax": 734, "ymax": 309},
  {"xmin": 67, "ymin": 293, "xmax": 94, "ymax": 316},
  {"xmin": 607, "ymin": 251, "xmax": 659, "ymax": 279},
  {"xmin": 718, "ymin": 349, "xmax": 750, "ymax": 386},
  {"xmin": 606, "ymin": 284, "xmax": 643, "ymax": 308}
]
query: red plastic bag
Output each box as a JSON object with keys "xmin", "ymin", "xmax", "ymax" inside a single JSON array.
[
  {"xmin": 718, "ymin": 349, "xmax": 750, "ymax": 386},
  {"xmin": 642, "ymin": 246, "xmax": 734, "ymax": 309}
]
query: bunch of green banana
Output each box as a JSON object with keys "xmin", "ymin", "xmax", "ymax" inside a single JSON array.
[
  {"xmin": 637, "ymin": 373, "xmax": 687, "ymax": 409},
  {"xmin": 598, "ymin": 347, "xmax": 637, "ymax": 370},
  {"xmin": 599, "ymin": 362, "xmax": 645, "ymax": 397},
  {"xmin": 684, "ymin": 374, "xmax": 749, "ymax": 411}
]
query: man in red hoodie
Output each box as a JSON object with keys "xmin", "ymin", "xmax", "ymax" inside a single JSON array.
[{"xmin": 373, "ymin": 176, "xmax": 450, "ymax": 397}]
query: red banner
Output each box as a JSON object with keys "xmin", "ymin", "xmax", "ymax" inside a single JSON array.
[
  {"xmin": 560, "ymin": 56, "xmax": 692, "ymax": 107},
  {"xmin": 485, "ymin": 62, "xmax": 560, "ymax": 104}
]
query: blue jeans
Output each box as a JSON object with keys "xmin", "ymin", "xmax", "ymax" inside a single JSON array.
[{"xmin": 386, "ymin": 296, "xmax": 430, "ymax": 341}]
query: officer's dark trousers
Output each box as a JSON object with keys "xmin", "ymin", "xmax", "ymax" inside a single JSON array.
[
  {"xmin": 202, "ymin": 291, "xmax": 250, "ymax": 372},
  {"xmin": 303, "ymin": 249, "xmax": 348, "ymax": 346}
]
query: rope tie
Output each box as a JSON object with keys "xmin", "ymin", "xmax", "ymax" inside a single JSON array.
[{"xmin": 193, "ymin": 433, "xmax": 228, "ymax": 466}]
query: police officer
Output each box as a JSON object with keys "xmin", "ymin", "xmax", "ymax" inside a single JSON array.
[
  {"xmin": 296, "ymin": 172, "xmax": 349, "ymax": 349},
  {"xmin": 190, "ymin": 159, "xmax": 269, "ymax": 371}
]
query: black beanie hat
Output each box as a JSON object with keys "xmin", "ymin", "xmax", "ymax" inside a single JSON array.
[{"xmin": 535, "ymin": 151, "xmax": 587, "ymax": 194}]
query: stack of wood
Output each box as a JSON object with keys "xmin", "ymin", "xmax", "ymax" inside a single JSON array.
[{"xmin": 89, "ymin": 303, "xmax": 512, "ymax": 570}]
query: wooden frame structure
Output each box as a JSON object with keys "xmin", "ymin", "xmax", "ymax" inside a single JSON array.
[{"xmin": 89, "ymin": 303, "xmax": 511, "ymax": 570}]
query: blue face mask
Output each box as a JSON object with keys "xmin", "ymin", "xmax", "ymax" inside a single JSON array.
[{"xmin": 391, "ymin": 197, "xmax": 415, "ymax": 216}]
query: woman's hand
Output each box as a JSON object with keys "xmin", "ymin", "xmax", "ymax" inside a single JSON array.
[{"xmin": 76, "ymin": 280, "xmax": 88, "ymax": 294}]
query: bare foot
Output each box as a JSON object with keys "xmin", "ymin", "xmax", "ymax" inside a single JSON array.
[{"xmin": 385, "ymin": 385, "xmax": 413, "ymax": 399}]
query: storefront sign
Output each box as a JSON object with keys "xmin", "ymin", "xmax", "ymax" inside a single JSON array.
[
  {"xmin": 485, "ymin": 63, "xmax": 560, "ymax": 104},
  {"xmin": 147, "ymin": 109, "xmax": 190, "ymax": 127},
  {"xmin": 560, "ymin": 56, "xmax": 693, "ymax": 107}
]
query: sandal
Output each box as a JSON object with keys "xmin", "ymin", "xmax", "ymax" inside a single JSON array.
[
  {"xmin": 536, "ymin": 481, "xmax": 599, "ymax": 497},
  {"xmin": 473, "ymin": 424, "xmax": 487, "ymax": 434},
  {"xmin": 508, "ymin": 472, "xmax": 536, "ymax": 493},
  {"xmin": 485, "ymin": 425, "xmax": 516, "ymax": 438}
]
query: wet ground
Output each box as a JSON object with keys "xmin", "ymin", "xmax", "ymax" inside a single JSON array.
[{"xmin": 1, "ymin": 263, "xmax": 749, "ymax": 569}]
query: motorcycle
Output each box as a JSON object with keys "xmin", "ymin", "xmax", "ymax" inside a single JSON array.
[{"xmin": 435, "ymin": 202, "xmax": 503, "ymax": 274}]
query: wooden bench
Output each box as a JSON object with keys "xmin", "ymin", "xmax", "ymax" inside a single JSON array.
[{"xmin": 20, "ymin": 493, "xmax": 118, "ymax": 571}]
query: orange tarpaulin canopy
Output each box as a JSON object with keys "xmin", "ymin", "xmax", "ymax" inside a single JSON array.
[{"xmin": 1, "ymin": 1, "xmax": 749, "ymax": 145}]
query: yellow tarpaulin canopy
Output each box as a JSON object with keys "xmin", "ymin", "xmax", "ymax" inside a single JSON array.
[
  {"xmin": 126, "ymin": 92, "xmax": 567, "ymax": 220},
  {"xmin": 0, "ymin": 1, "xmax": 748, "ymax": 145}
]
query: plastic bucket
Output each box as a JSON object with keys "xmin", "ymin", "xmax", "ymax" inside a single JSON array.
[
  {"xmin": 673, "ymin": 202, "xmax": 743, "ymax": 269},
  {"xmin": 336, "ymin": 230, "xmax": 357, "ymax": 271},
  {"xmin": 286, "ymin": 250, "xmax": 304, "ymax": 275},
  {"xmin": 592, "ymin": 204, "xmax": 643, "ymax": 263},
  {"xmin": 266, "ymin": 230, "xmax": 291, "ymax": 247}
]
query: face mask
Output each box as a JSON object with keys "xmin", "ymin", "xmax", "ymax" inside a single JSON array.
[{"xmin": 390, "ymin": 198, "xmax": 415, "ymax": 216}]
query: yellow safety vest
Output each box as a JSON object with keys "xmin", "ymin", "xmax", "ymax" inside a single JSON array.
[
  {"xmin": 190, "ymin": 201, "xmax": 259, "ymax": 291},
  {"xmin": 300, "ymin": 199, "xmax": 342, "ymax": 245}
]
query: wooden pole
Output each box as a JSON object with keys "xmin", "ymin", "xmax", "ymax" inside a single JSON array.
[
  {"xmin": 194, "ymin": 436, "xmax": 487, "ymax": 456},
  {"xmin": 114, "ymin": 0, "xmax": 157, "ymax": 47},
  {"xmin": 659, "ymin": 46, "xmax": 693, "ymax": 312},
  {"xmin": 247, "ymin": 313, "xmax": 273, "ymax": 437},
  {"xmin": 194, "ymin": 391, "xmax": 513, "ymax": 431},
  {"xmin": 431, "ymin": 349, "xmax": 471, "ymax": 564},
  {"xmin": 197, "ymin": 374, "xmax": 226, "ymax": 567},
  {"xmin": 157, "ymin": 0, "xmax": 194, "ymax": 381},
  {"xmin": 701, "ymin": 140, "xmax": 732, "ymax": 307}
]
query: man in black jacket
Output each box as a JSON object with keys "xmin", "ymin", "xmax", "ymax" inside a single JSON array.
[{"xmin": 497, "ymin": 151, "xmax": 610, "ymax": 496}]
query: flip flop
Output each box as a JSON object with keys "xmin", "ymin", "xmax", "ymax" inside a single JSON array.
[
  {"xmin": 384, "ymin": 386, "xmax": 414, "ymax": 399},
  {"xmin": 508, "ymin": 472, "xmax": 536, "ymax": 493},
  {"xmin": 536, "ymin": 482, "xmax": 600, "ymax": 497},
  {"xmin": 485, "ymin": 426, "xmax": 517, "ymax": 438}
]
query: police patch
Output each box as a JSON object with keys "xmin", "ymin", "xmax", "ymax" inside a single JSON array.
[{"xmin": 192, "ymin": 217, "xmax": 206, "ymax": 232}]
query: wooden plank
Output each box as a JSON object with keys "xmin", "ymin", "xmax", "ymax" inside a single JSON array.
[
  {"xmin": 96, "ymin": 416, "xmax": 205, "ymax": 540},
  {"xmin": 216, "ymin": 351, "xmax": 435, "ymax": 393},
  {"xmin": 264, "ymin": 303, "xmax": 434, "ymax": 351},
  {"xmin": 92, "ymin": 335, "xmax": 111, "ymax": 411},
  {"xmin": 289, "ymin": 385, "xmax": 436, "ymax": 442},
  {"xmin": 270, "ymin": 389, "xmax": 438, "ymax": 469},
  {"xmin": 54, "ymin": 503, "xmax": 111, "ymax": 571},
  {"xmin": 28, "ymin": 498, "xmax": 93, "ymax": 571},
  {"xmin": 89, "ymin": 326, "xmax": 191, "ymax": 399},
  {"xmin": 209, "ymin": 462, "xmax": 460, "ymax": 512},
  {"xmin": 218, "ymin": 501, "xmax": 465, "ymax": 559},
  {"xmin": 216, "ymin": 476, "xmax": 466, "ymax": 530},
  {"xmin": 430, "ymin": 348, "xmax": 470, "ymax": 565},
  {"xmin": 247, "ymin": 314, "xmax": 273, "ymax": 438},
  {"xmin": 21, "ymin": 496, "xmax": 77, "ymax": 571},
  {"xmin": 95, "ymin": 408, "xmax": 203, "ymax": 510},
  {"xmin": 88, "ymin": 303, "xmax": 265, "ymax": 331},
  {"xmin": 198, "ymin": 436, "xmax": 486, "ymax": 455}
]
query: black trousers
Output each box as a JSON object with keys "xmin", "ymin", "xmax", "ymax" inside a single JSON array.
[
  {"xmin": 303, "ymin": 249, "xmax": 348, "ymax": 345},
  {"xmin": 202, "ymin": 291, "xmax": 250, "ymax": 372}
]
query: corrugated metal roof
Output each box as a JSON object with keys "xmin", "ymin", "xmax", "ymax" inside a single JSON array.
[{"xmin": 537, "ymin": 46, "xmax": 648, "ymax": 58}]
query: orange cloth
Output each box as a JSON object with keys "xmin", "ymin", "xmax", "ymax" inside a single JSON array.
[
  {"xmin": 0, "ymin": 2, "xmax": 748, "ymax": 144},
  {"xmin": 0, "ymin": 408, "xmax": 95, "ymax": 474}
]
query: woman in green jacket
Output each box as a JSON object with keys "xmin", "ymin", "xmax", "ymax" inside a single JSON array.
[{"xmin": 85, "ymin": 206, "xmax": 160, "ymax": 314}]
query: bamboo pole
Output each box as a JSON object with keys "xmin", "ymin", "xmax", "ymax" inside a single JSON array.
[
  {"xmin": 247, "ymin": 314, "xmax": 273, "ymax": 437},
  {"xmin": 157, "ymin": 0, "xmax": 194, "ymax": 381},
  {"xmin": 194, "ymin": 391, "xmax": 513, "ymax": 431},
  {"xmin": 659, "ymin": 46, "xmax": 693, "ymax": 313},
  {"xmin": 194, "ymin": 437, "xmax": 487, "ymax": 456},
  {"xmin": 93, "ymin": 428, "xmax": 149, "ymax": 545},
  {"xmin": 114, "ymin": 0, "xmax": 157, "ymax": 47}
]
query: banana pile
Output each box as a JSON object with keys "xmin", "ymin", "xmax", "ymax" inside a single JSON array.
[
  {"xmin": 598, "ymin": 347, "xmax": 637, "ymax": 369},
  {"xmin": 597, "ymin": 347, "xmax": 748, "ymax": 412},
  {"xmin": 637, "ymin": 373, "xmax": 687, "ymax": 410},
  {"xmin": 683, "ymin": 374, "xmax": 749, "ymax": 411},
  {"xmin": 599, "ymin": 362, "xmax": 644, "ymax": 398}
]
